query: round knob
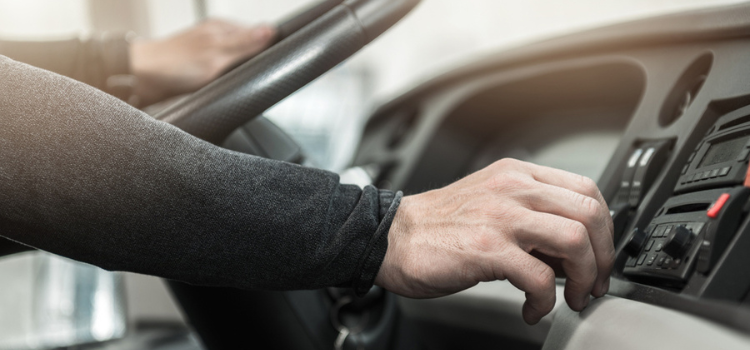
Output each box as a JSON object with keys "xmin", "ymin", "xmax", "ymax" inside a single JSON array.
[
  {"xmin": 664, "ymin": 225, "xmax": 693, "ymax": 258},
  {"xmin": 624, "ymin": 228, "xmax": 648, "ymax": 256}
]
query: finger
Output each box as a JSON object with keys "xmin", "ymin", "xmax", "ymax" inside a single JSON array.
[
  {"xmin": 523, "ymin": 182, "xmax": 615, "ymax": 297},
  {"xmin": 498, "ymin": 248, "xmax": 557, "ymax": 325},
  {"xmin": 228, "ymin": 25, "xmax": 277, "ymax": 56},
  {"xmin": 522, "ymin": 162, "xmax": 614, "ymax": 235},
  {"xmin": 531, "ymin": 251, "xmax": 564, "ymax": 276},
  {"xmin": 513, "ymin": 209, "xmax": 598, "ymax": 310}
]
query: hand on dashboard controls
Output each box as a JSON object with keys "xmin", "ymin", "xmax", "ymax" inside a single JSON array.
[
  {"xmin": 130, "ymin": 19, "xmax": 276, "ymax": 107},
  {"xmin": 375, "ymin": 158, "xmax": 615, "ymax": 325}
]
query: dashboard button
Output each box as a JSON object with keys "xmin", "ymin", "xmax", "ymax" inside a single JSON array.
[
  {"xmin": 657, "ymin": 256, "xmax": 666, "ymax": 266},
  {"xmin": 645, "ymin": 239, "xmax": 655, "ymax": 251},
  {"xmin": 625, "ymin": 228, "xmax": 650, "ymax": 256},
  {"xmin": 737, "ymin": 148, "xmax": 750, "ymax": 161},
  {"xmin": 654, "ymin": 241, "xmax": 664, "ymax": 252},
  {"xmin": 707, "ymin": 193, "xmax": 731, "ymax": 219},
  {"xmin": 663, "ymin": 225, "xmax": 674, "ymax": 236},
  {"xmin": 618, "ymin": 148, "xmax": 645, "ymax": 204},
  {"xmin": 664, "ymin": 225, "xmax": 693, "ymax": 258},
  {"xmin": 644, "ymin": 224, "xmax": 655, "ymax": 234},
  {"xmin": 664, "ymin": 257, "xmax": 673, "ymax": 268},
  {"xmin": 646, "ymin": 255, "xmax": 657, "ymax": 266},
  {"xmin": 687, "ymin": 152, "xmax": 696, "ymax": 163},
  {"xmin": 686, "ymin": 173, "xmax": 696, "ymax": 182},
  {"xmin": 637, "ymin": 253, "xmax": 648, "ymax": 266},
  {"xmin": 652, "ymin": 225, "xmax": 666, "ymax": 238},
  {"xmin": 681, "ymin": 164, "xmax": 689, "ymax": 174},
  {"xmin": 701, "ymin": 171, "xmax": 712, "ymax": 180},
  {"xmin": 628, "ymin": 141, "xmax": 671, "ymax": 207},
  {"xmin": 719, "ymin": 166, "xmax": 731, "ymax": 176},
  {"xmin": 710, "ymin": 169, "xmax": 720, "ymax": 178}
]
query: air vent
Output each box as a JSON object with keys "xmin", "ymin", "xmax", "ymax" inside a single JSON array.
[{"xmin": 659, "ymin": 53, "xmax": 713, "ymax": 127}]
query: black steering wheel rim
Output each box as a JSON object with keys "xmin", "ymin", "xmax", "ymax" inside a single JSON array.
[{"xmin": 156, "ymin": 0, "xmax": 420, "ymax": 145}]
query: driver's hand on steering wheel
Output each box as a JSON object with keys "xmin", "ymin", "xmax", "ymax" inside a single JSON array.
[
  {"xmin": 375, "ymin": 158, "xmax": 615, "ymax": 325},
  {"xmin": 130, "ymin": 19, "xmax": 276, "ymax": 107}
]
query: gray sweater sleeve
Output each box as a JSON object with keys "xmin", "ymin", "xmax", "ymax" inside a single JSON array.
[
  {"xmin": 0, "ymin": 55, "xmax": 401, "ymax": 295},
  {"xmin": 0, "ymin": 35, "xmax": 131, "ymax": 93}
]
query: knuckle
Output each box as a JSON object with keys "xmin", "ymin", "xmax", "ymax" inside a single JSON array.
[
  {"xmin": 490, "ymin": 158, "xmax": 525, "ymax": 173},
  {"xmin": 480, "ymin": 205, "xmax": 522, "ymax": 235},
  {"xmin": 530, "ymin": 265, "xmax": 556, "ymax": 293},
  {"xmin": 563, "ymin": 221, "xmax": 589, "ymax": 251},
  {"xmin": 494, "ymin": 158, "xmax": 517, "ymax": 168},
  {"xmin": 471, "ymin": 225, "xmax": 503, "ymax": 252},
  {"xmin": 577, "ymin": 175, "xmax": 601, "ymax": 198},
  {"xmin": 578, "ymin": 194, "xmax": 602, "ymax": 220},
  {"xmin": 489, "ymin": 172, "xmax": 529, "ymax": 193}
]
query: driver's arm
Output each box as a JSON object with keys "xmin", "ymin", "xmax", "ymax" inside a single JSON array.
[
  {"xmin": 0, "ymin": 55, "xmax": 396, "ymax": 296},
  {"xmin": 0, "ymin": 19, "xmax": 276, "ymax": 108},
  {"xmin": 0, "ymin": 55, "xmax": 613, "ymax": 325},
  {"xmin": 0, "ymin": 35, "xmax": 132, "ymax": 98}
]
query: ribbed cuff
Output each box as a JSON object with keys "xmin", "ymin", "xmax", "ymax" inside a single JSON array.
[{"xmin": 353, "ymin": 189, "xmax": 403, "ymax": 296}]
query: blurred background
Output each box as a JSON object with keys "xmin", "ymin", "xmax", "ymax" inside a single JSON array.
[
  {"xmin": 0, "ymin": 0, "xmax": 744, "ymax": 349},
  {"xmin": 0, "ymin": 0, "xmax": 744, "ymax": 171}
]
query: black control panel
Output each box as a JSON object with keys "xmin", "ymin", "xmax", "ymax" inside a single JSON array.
[
  {"xmin": 622, "ymin": 188, "xmax": 749, "ymax": 286},
  {"xmin": 615, "ymin": 140, "xmax": 673, "ymax": 208},
  {"xmin": 621, "ymin": 106, "xmax": 750, "ymax": 294},
  {"xmin": 675, "ymin": 108, "xmax": 750, "ymax": 194},
  {"xmin": 610, "ymin": 140, "xmax": 673, "ymax": 242}
]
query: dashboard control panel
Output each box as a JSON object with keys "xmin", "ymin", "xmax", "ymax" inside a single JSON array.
[
  {"xmin": 675, "ymin": 124, "xmax": 750, "ymax": 194},
  {"xmin": 611, "ymin": 140, "xmax": 673, "ymax": 242},
  {"xmin": 620, "ymin": 105, "xmax": 750, "ymax": 295},
  {"xmin": 622, "ymin": 188, "xmax": 741, "ymax": 286}
]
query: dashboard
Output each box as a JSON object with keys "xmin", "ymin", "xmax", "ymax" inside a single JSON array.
[
  {"xmin": 4, "ymin": 2, "xmax": 750, "ymax": 350},
  {"xmin": 350, "ymin": 2, "xmax": 750, "ymax": 349}
]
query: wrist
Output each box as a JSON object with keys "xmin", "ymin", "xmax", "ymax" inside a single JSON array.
[{"xmin": 374, "ymin": 194, "xmax": 415, "ymax": 294}]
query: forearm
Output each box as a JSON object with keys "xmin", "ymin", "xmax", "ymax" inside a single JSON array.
[
  {"xmin": 0, "ymin": 55, "xmax": 399, "ymax": 293},
  {"xmin": 0, "ymin": 35, "xmax": 131, "ymax": 97}
]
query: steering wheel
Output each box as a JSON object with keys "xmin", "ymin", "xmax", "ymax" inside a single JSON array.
[
  {"xmin": 156, "ymin": 0, "xmax": 420, "ymax": 145},
  {"xmin": 156, "ymin": 1, "xmax": 420, "ymax": 349}
]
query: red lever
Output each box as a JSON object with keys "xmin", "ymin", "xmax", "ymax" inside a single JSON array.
[
  {"xmin": 707, "ymin": 193, "xmax": 731, "ymax": 219},
  {"xmin": 744, "ymin": 164, "xmax": 750, "ymax": 188}
]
